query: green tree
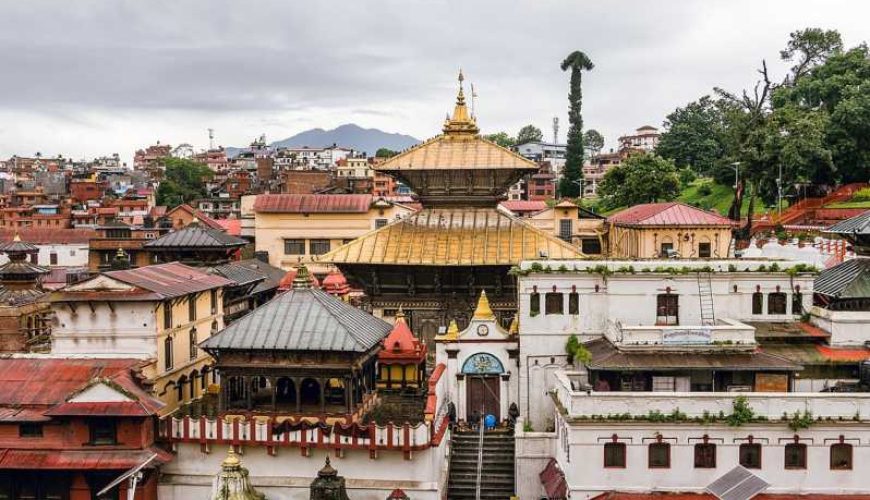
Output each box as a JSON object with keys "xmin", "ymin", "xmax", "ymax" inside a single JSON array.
[
  {"xmin": 656, "ymin": 96, "xmax": 729, "ymax": 175},
  {"xmin": 375, "ymin": 148, "xmax": 399, "ymax": 158},
  {"xmin": 559, "ymin": 51, "xmax": 594, "ymax": 197},
  {"xmin": 516, "ymin": 124, "xmax": 544, "ymax": 145},
  {"xmin": 583, "ymin": 129, "xmax": 604, "ymax": 157},
  {"xmin": 156, "ymin": 157, "xmax": 213, "ymax": 207},
  {"xmin": 483, "ymin": 131, "xmax": 516, "ymax": 148},
  {"xmin": 597, "ymin": 153, "xmax": 680, "ymax": 208},
  {"xmin": 779, "ymin": 28, "xmax": 843, "ymax": 82}
]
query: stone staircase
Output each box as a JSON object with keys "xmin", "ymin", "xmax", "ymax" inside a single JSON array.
[{"xmin": 447, "ymin": 430, "xmax": 515, "ymax": 499}]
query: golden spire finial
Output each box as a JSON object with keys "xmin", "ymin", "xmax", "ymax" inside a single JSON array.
[
  {"xmin": 12, "ymin": 232, "xmax": 20, "ymax": 242},
  {"xmin": 395, "ymin": 306, "xmax": 406, "ymax": 322},
  {"xmin": 444, "ymin": 319, "xmax": 459, "ymax": 340},
  {"xmin": 473, "ymin": 290, "xmax": 494, "ymax": 320},
  {"xmin": 222, "ymin": 447, "xmax": 241, "ymax": 469},
  {"xmin": 443, "ymin": 70, "xmax": 478, "ymax": 136},
  {"xmin": 508, "ymin": 315, "xmax": 519, "ymax": 336}
]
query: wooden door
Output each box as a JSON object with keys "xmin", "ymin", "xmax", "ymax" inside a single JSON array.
[{"xmin": 466, "ymin": 376, "xmax": 500, "ymax": 422}]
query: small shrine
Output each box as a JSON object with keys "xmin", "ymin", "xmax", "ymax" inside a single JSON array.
[
  {"xmin": 144, "ymin": 222, "xmax": 247, "ymax": 266},
  {"xmin": 201, "ymin": 265, "xmax": 390, "ymax": 419},
  {"xmin": 309, "ymin": 457, "xmax": 350, "ymax": 500},
  {"xmin": 0, "ymin": 233, "xmax": 52, "ymax": 352},
  {"xmin": 278, "ymin": 266, "xmax": 320, "ymax": 291},
  {"xmin": 211, "ymin": 448, "xmax": 266, "ymax": 500},
  {"xmin": 377, "ymin": 309, "xmax": 427, "ymax": 390},
  {"xmin": 321, "ymin": 269, "xmax": 351, "ymax": 298},
  {"xmin": 435, "ymin": 291, "xmax": 519, "ymax": 423}
]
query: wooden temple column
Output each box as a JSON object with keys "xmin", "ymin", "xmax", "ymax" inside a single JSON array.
[
  {"xmin": 244, "ymin": 375, "xmax": 252, "ymax": 410},
  {"xmin": 319, "ymin": 377, "xmax": 326, "ymax": 413},
  {"xmin": 269, "ymin": 376, "xmax": 277, "ymax": 411},
  {"xmin": 293, "ymin": 377, "xmax": 302, "ymax": 413},
  {"xmin": 344, "ymin": 375, "xmax": 352, "ymax": 414}
]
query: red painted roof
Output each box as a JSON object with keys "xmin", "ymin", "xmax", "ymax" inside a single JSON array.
[
  {"xmin": 254, "ymin": 194, "xmax": 374, "ymax": 213},
  {"xmin": 0, "ymin": 228, "xmax": 97, "ymax": 245},
  {"xmin": 216, "ymin": 218, "xmax": 242, "ymax": 236},
  {"xmin": 277, "ymin": 268, "xmax": 320, "ymax": 290},
  {"xmin": 0, "ymin": 447, "xmax": 172, "ymax": 470},
  {"xmin": 321, "ymin": 269, "xmax": 350, "ymax": 295},
  {"xmin": 798, "ymin": 322, "xmax": 830, "ymax": 338},
  {"xmin": 0, "ymin": 358, "xmax": 162, "ymax": 422},
  {"xmin": 103, "ymin": 262, "xmax": 233, "ymax": 299},
  {"xmin": 379, "ymin": 314, "xmax": 426, "ymax": 363},
  {"xmin": 500, "ymin": 200, "xmax": 548, "ymax": 213},
  {"xmin": 44, "ymin": 401, "xmax": 153, "ymax": 417},
  {"xmin": 816, "ymin": 344, "xmax": 870, "ymax": 362},
  {"xmin": 608, "ymin": 202, "xmax": 732, "ymax": 226},
  {"xmin": 164, "ymin": 204, "xmax": 224, "ymax": 230}
]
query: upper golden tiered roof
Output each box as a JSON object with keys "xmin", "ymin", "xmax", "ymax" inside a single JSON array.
[{"xmin": 375, "ymin": 72, "xmax": 537, "ymax": 173}]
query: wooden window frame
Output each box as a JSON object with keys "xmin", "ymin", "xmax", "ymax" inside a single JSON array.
[
  {"xmin": 768, "ymin": 292, "xmax": 787, "ymax": 315},
  {"xmin": 739, "ymin": 443, "xmax": 762, "ymax": 469},
  {"xmin": 648, "ymin": 442, "xmax": 671, "ymax": 469},
  {"xmin": 308, "ymin": 239, "xmax": 331, "ymax": 256},
  {"xmin": 830, "ymin": 443, "xmax": 853, "ymax": 470},
  {"xmin": 784, "ymin": 442, "xmax": 807, "ymax": 470},
  {"xmin": 530, "ymin": 293, "xmax": 541, "ymax": 317},
  {"xmin": 656, "ymin": 294, "xmax": 679, "ymax": 326},
  {"xmin": 164, "ymin": 336, "xmax": 174, "ymax": 371},
  {"xmin": 568, "ymin": 292, "xmax": 580, "ymax": 315},
  {"xmin": 698, "ymin": 241, "xmax": 712, "ymax": 258},
  {"xmin": 694, "ymin": 443, "xmax": 716, "ymax": 468},
  {"xmin": 88, "ymin": 418, "xmax": 118, "ymax": 446},
  {"xmin": 283, "ymin": 239, "xmax": 305, "ymax": 255},
  {"xmin": 752, "ymin": 292, "xmax": 763, "ymax": 315},
  {"xmin": 603, "ymin": 442, "xmax": 626, "ymax": 468},
  {"xmin": 545, "ymin": 292, "xmax": 564, "ymax": 315}
]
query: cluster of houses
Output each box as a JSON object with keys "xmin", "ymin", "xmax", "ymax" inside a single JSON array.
[{"xmin": 0, "ymin": 74, "xmax": 868, "ymax": 500}]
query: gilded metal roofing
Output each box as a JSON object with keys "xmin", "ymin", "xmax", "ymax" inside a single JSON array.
[
  {"xmin": 375, "ymin": 133, "xmax": 538, "ymax": 172},
  {"xmin": 608, "ymin": 202, "xmax": 732, "ymax": 226},
  {"xmin": 253, "ymin": 194, "xmax": 374, "ymax": 213},
  {"xmin": 814, "ymin": 258, "xmax": 870, "ymax": 298},
  {"xmin": 321, "ymin": 208, "xmax": 583, "ymax": 266},
  {"xmin": 825, "ymin": 209, "xmax": 870, "ymax": 235},
  {"xmin": 201, "ymin": 287, "xmax": 391, "ymax": 353},
  {"xmin": 143, "ymin": 224, "xmax": 247, "ymax": 249}
]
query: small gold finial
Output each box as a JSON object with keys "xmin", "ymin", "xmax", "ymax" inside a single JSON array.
[
  {"xmin": 443, "ymin": 70, "xmax": 478, "ymax": 136},
  {"xmin": 222, "ymin": 447, "xmax": 241, "ymax": 469},
  {"xmin": 473, "ymin": 290, "xmax": 494, "ymax": 320},
  {"xmin": 508, "ymin": 315, "xmax": 519, "ymax": 336},
  {"xmin": 395, "ymin": 306, "xmax": 405, "ymax": 320},
  {"xmin": 12, "ymin": 232, "xmax": 20, "ymax": 242},
  {"xmin": 444, "ymin": 319, "xmax": 459, "ymax": 340},
  {"xmin": 458, "ymin": 68, "xmax": 464, "ymax": 84}
]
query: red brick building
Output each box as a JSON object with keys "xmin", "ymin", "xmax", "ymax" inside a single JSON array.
[{"xmin": 0, "ymin": 358, "xmax": 169, "ymax": 500}]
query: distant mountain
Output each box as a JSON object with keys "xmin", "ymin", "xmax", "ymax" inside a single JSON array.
[{"xmin": 226, "ymin": 124, "xmax": 421, "ymax": 158}]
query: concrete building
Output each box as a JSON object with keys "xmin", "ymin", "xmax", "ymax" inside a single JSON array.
[
  {"xmin": 618, "ymin": 125, "xmax": 661, "ymax": 152},
  {"xmin": 252, "ymin": 194, "xmax": 416, "ymax": 274}
]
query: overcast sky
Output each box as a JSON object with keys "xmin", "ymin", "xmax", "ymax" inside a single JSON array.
[{"xmin": 0, "ymin": 0, "xmax": 867, "ymax": 163}]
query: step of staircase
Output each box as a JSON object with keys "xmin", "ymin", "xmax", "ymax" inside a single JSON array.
[{"xmin": 447, "ymin": 430, "xmax": 516, "ymax": 500}]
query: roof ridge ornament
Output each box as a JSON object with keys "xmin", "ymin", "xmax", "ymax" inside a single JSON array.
[
  {"xmin": 443, "ymin": 69, "xmax": 480, "ymax": 136},
  {"xmin": 292, "ymin": 264, "xmax": 313, "ymax": 290},
  {"xmin": 473, "ymin": 290, "xmax": 494, "ymax": 320}
]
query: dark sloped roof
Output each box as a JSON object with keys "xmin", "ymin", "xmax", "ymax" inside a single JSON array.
[
  {"xmin": 825, "ymin": 210, "xmax": 870, "ymax": 235},
  {"xmin": 0, "ymin": 240, "xmax": 38, "ymax": 253},
  {"xmin": 0, "ymin": 261, "xmax": 50, "ymax": 278},
  {"xmin": 201, "ymin": 288, "xmax": 391, "ymax": 353},
  {"xmin": 234, "ymin": 258, "xmax": 286, "ymax": 294},
  {"xmin": 144, "ymin": 224, "xmax": 247, "ymax": 249},
  {"xmin": 585, "ymin": 338, "xmax": 801, "ymax": 371},
  {"xmin": 814, "ymin": 258, "xmax": 870, "ymax": 299},
  {"xmin": 208, "ymin": 262, "xmax": 267, "ymax": 287}
]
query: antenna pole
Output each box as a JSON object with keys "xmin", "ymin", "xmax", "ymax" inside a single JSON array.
[{"xmin": 208, "ymin": 128, "xmax": 215, "ymax": 150}]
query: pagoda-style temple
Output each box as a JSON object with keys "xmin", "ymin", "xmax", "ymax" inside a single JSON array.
[
  {"xmin": 144, "ymin": 222, "xmax": 247, "ymax": 266},
  {"xmin": 200, "ymin": 266, "xmax": 391, "ymax": 419},
  {"xmin": 0, "ymin": 234, "xmax": 51, "ymax": 352},
  {"xmin": 323, "ymin": 72, "xmax": 583, "ymax": 343},
  {"xmin": 377, "ymin": 309, "xmax": 427, "ymax": 390}
]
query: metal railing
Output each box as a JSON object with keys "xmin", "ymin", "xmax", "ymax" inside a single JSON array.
[{"xmin": 475, "ymin": 414, "xmax": 484, "ymax": 500}]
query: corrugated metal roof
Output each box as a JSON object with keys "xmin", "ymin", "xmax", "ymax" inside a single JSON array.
[
  {"xmin": 201, "ymin": 287, "xmax": 391, "ymax": 353},
  {"xmin": 608, "ymin": 202, "xmax": 732, "ymax": 227},
  {"xmin": 825, "ymin": 209, "xmax": 870, "ymax": 235},
  {"xmin": 144, "ymin": 224, "xmax": 247, "ymax": 249},
  {"xmin": 585, "ymin": 338, "xmax": 801, "ymax": 371},
  {"xmin": 321, "ymin": 208, "xmax": 583, "ymax": 266},
  {"xmin": 0, "ymin": 358, "xmax": 162, "ymax": 421},
  {"xmin": 814, "ymin": 258, "xmax": 870, "ymax": 298},
  {"xmin": 0, "ymin": 228, "xmax": 98, "ymax": 245},
  {"xmin": 0, "ymin": 448, "xmax": 171, "ymax": 470},
  {"xmin": 254, "ymin": 194, "xmax": 373, "ymax": 213},
  {"xmin": 500, "ymin": 200, "xmax": 548, "ymax": 213},
  {"xmin": 104, "ymin": 262, "xmax": 234, "ymax": 299},
  {"xmin": 235, "ymin": 258, "xmax": 286, "ymax": 294},
  {"xmin": 163, "ymin": 204, "xmax": 224, "ymax": 229},
  {"xmin": 44, "ymin": 401, "xmax": 153, "ymax": 417},
  {"xmin": 208, "ymin": 262, "xmax": 267, "ymax": 287},
  {"xmin": 216, "ymin": 218, "xmax": 242, "ymax": 236}
]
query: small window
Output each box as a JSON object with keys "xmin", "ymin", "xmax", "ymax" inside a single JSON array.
[
  {"xmin": 374, "ymin": 218, "xmax": 388, "ymax": 229},
  {"xmin": 49, "ymin": 252, "xmax": 58, "ymax": 265},
  {"xmin": 210, "ymin": 289, "xmax": 218, "ymax": 314},
  {"xmin": 698, "ymin": 242, "xmax": 711, "ymax": 258},
  {"xmin": 660, "ymin": 242, "xmax": 674, "ymax": 257},
  {"xmin": 581, "ymin": 238, "xmax": 602, "ymax": 255},
  {"xmin": 752, "ymin": 292, "xmax": 763, "ymax": 314},
  {"xmin": 189, "ymin": 328, "xmax": 198, "ymax": 361},
  {"xmin": 188, "ymin": 295, "xmax": 196, "ymax": 322},
  {"xmin": 559, "ymin": 219, "xmax": 572, "ymax": 242},
  {"xmin": 89, "ymin": 419, "xmax": 117, "ymax": 445},
  {"xmin": 791, "ymin": 292, "xmax": 803, "ymax": 315},
  {"xmin": 309, "ymin": 239, "xmax": 331, "ymax": 255},
  {"xmin": 784, "ymin": 443, "xmax": 807, "ymax": 469},
  {"xmin": 656, "ymin": 294, "xmax": 679, "ymax": 325},
  {"xmin": 163, "ymin": 303, "xmax": 172, "ymax": 330},
  {"xmin": 648, "ymin": 442, "xmax": 670, "ymax": 468},
  {"xmin": 604, "ymin": 442, "xmax": 626, "ymax": 468},
  {"xmin": 830, "ymin": 443, "xmax": 853, "ymax": 470},
  {"xmin": 283, "ymin": 239, "xmax": 305, "ymax": 255},
  {"xmin": 768, "ymin": 292, "xmax": 787, "ymax": 315},
  {"xmin": 211, "ymin": 320, "xmax": 219, "ymax": 334},
  {"xmin": 530, "ymin": 292, "xmax": 541, "ymax": 317},
  {"xmin": 568, "ymin": 292, "xmax": 579, "ymax": 315},
  {"xmin": 19, "ymin": 423, "xmax": 43, "ymax": 438},
  {"xmin": 694, "ymin": 443, "xmax": 716, "ymax": 468},
  {"xmin": 545, "ymin": 293, "xmax": 564, "ymax": 315},
  {"xmin": 164, "ymin": 336, "xmax": 173, "ymax": 371},
  {"xmin": 739, "ymin": 443, "xmax": 762, "ymax": 469}
]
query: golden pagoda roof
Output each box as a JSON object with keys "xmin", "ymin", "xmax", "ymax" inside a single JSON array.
[
  {"xmin": 321, "ymin": 207, "xmax": 583, "ymax": 266},
  {"xmin": 375, "ymin": 72, "xmax": 537, "ymax": 173}
]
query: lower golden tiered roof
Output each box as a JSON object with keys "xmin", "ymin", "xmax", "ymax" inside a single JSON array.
[{"xmin": 320, "ymin": 208, "xmax": 583, "ymax": 266}]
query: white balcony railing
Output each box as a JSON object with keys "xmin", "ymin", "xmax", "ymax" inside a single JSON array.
[{"xmin": 604, "ymin": 318, "xmax": 756, "ymax": 350}]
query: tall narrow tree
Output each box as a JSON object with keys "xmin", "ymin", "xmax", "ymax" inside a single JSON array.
[{"xmin": 559, "ymin": 51, "xmax": 594, "ymax": 197}]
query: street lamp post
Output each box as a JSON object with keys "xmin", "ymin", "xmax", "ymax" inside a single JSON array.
[
  {"xmin": 730, "ymin": 161, "xmax": 741, "ymax": 189},
  {"xmin": 777, "ymin": 163, "xmax": 783, "ymax": 218},
  {"xmin": 571, "ymin": 178, "xmax": 584, "ymax": 199}
]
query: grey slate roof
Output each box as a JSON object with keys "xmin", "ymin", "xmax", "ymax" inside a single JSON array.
[
  {"xmin": 201, "ymin": 288, "xmax": 391, "ymax": 353},
  {"xmin": 825, "ymin": 210, "xmax": 870, "ymax": 235},
  {"xmin": 144, "ymin": 224, "xmax": 247, "ymax": 249},
  {"xmin": 814, "ymin": 258, "xmax": 870, "ymax": 299}
]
